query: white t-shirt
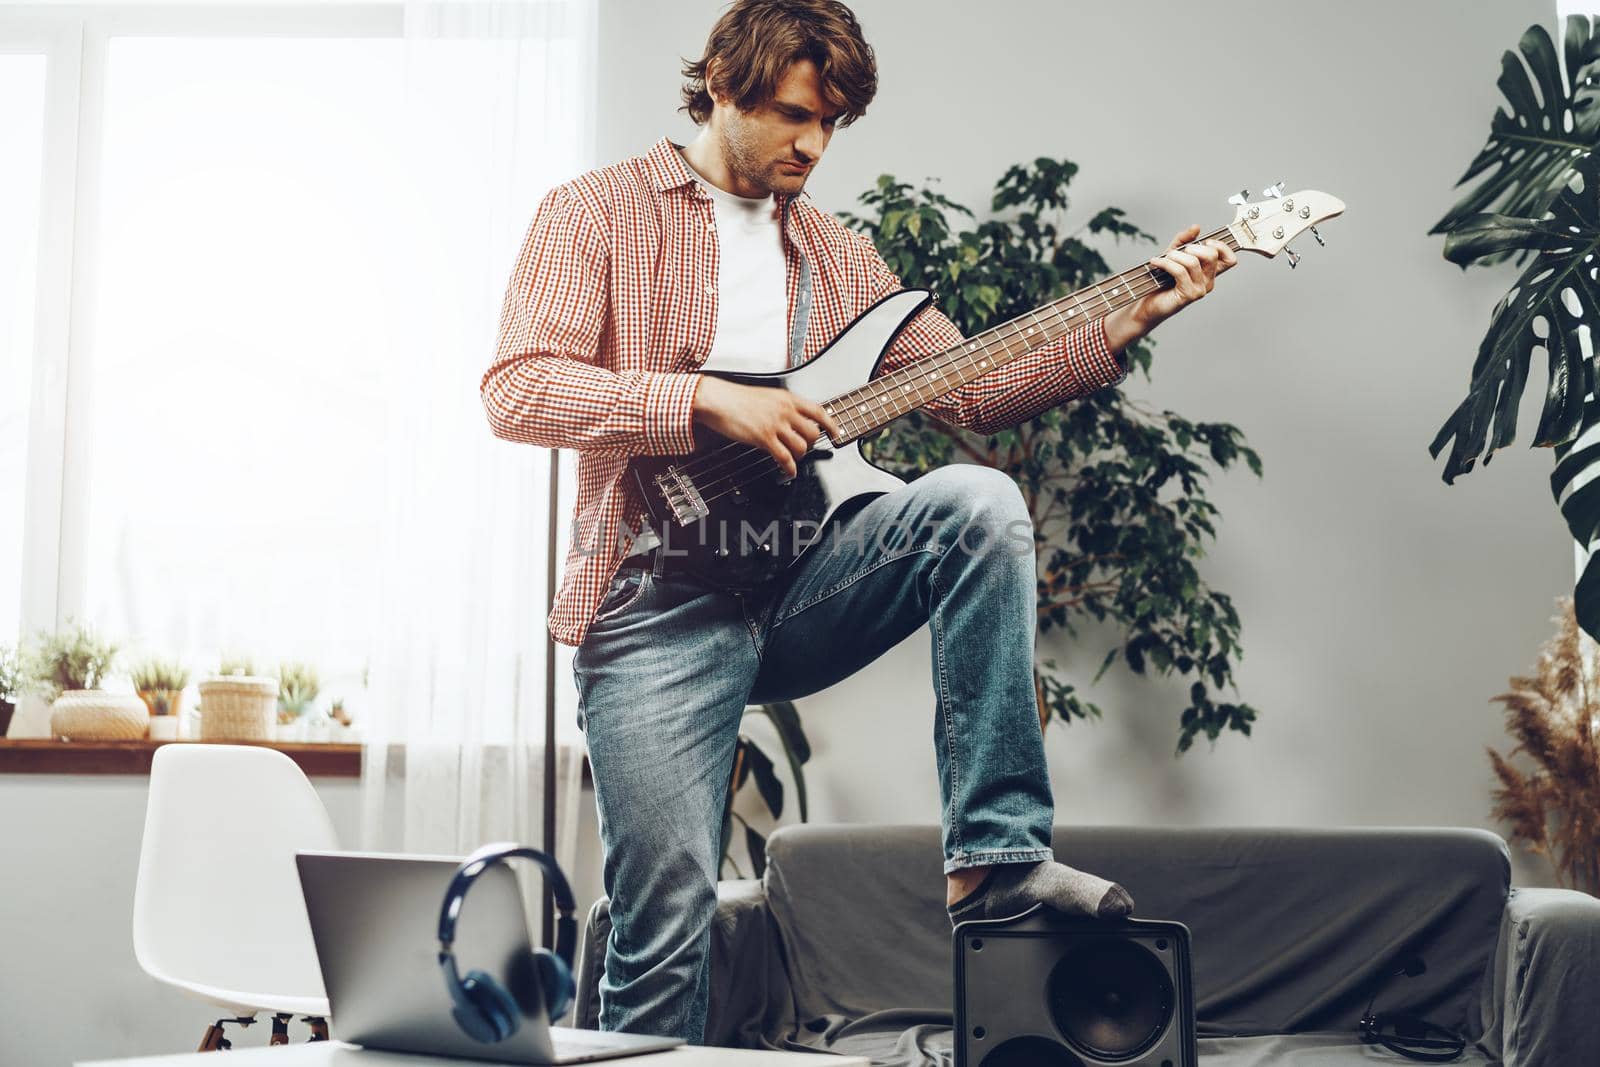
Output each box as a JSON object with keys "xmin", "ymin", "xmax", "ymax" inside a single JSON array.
[
  {"xmin": 696, "ymin": 177, "xmax": 788, "ymax": 375},
  {"xmin": 626, "ymin": 166, "xmax": 789, "ymax": 559}
]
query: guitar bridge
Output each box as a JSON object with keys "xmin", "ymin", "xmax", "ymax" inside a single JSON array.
[{"xmin": 655, "ymin": 465, "xmax": 710, "ymax": 526}]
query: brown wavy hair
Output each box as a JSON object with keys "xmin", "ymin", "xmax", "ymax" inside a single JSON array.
[{"xmin": 680, "ymin": 0, "xmax": 877, "ymax": 127}]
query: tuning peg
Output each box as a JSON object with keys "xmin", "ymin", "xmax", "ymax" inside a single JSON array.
[
  {"xmin": 1310, "ymin": 225, "xmax": 1325, "ymax": 246},
  {"xmin": 1263, "ymin": 181, "xmax": 1286, "ymax": 199},
  {"xmin": 1227, "ymin": 188, "xmax": 1250, "ymax": 208},
  {"xmin": 1284, "ymin": 246, "xmax": 1301, "ymax": 269}
]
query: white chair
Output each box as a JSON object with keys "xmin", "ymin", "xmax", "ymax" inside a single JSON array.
[{"xmin": 134, "ymin": 743, "xmax": 338, "ymax": 1050}]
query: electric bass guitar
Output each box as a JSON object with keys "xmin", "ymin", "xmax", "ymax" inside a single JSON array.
[{"xmin": 627, "ymin": 183, "xmax": 1343, "ymax": 591}]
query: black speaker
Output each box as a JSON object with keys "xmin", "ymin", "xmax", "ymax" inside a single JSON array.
[{"xmin": 954, "ymin": 903, "xmax": 1196, "ymax": 1067}]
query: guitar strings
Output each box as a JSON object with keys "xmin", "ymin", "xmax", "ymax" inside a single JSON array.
[
  {"xmin": 669, "ymin": 250, "xmax": 1190, "ymax": 489},
  {"xmin": 669, "ymin": 227, "xmax": 1236, "ymax": 492},
  {"xmin": 670, "ymin": 229, "xmax": 1243, "ymax": 512},
  {"xmin": 821, "ymin": 228, "xmax": 1236, "ymax": 431},
  {"xmin": 665, "ymin": 248, "xmax": 1190, "ymax": 490},
  {"xmin": 682, "ymin": 232, "xmax": 1239, "ymax": 511},
  {"xmin": 680, "ymin": 296, "xmax": 1145, "ymax": 512},
  {"xmin": 687, "ymin": 259, "xmax": 1215, "ymax": 508}
]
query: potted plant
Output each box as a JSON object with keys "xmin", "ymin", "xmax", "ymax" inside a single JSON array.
[
  {"xmin": 327, "ymin": 696, "xmax": 362, "ymax": 742},
  {"xmin": 196, "ymin": 652, "xmax": 278, "ymax": 741},
  {"xmin": 0, "ymin": 642, "xmax": 19, "ymax": 737},
  {"xmin": 19, "ymin": 618, "xmax": 146, "ymax": 741},
  {"xmin": 130, "ymin": 655, "xmax": 192, "ymax": 741},
  {"xmin": 720, "ymin": 701, "xmax": 809, "ymax": 879},
  {"xmin": 275, "ymin": 661, "xmax": 320, "ymax": 742},
  {"xmin": 1488, "ymin": 596, "xmax": 1600, "ymax": 893},
  {"xmin": 846, "ymin": 160, "xmax": 1260, "ymax": 752}
]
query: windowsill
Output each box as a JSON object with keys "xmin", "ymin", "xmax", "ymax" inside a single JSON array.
[
  {"xmin": 0, "ymin": 738, "xmax": 592, "ymax": 783},
  {"xmin": 0, "ymin": 737, "xmax": 363, "ymax": 777}
]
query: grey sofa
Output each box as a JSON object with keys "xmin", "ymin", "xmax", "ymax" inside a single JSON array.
[{"xmin": 574, "ymin": 825, "xmax": 1600, "ymax": 1066}]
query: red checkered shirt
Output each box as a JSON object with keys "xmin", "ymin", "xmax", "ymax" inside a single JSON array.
[{"xmin": 481, "ymin": 138, "xmax": 1127, "ymax": 647}]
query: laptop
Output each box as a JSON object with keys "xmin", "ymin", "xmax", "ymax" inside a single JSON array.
[{"xmin": 296, "ymin": 850, "xmax": 685, "ymax": 1064}]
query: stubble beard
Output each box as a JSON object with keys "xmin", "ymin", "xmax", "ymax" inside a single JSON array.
[{"xmin": 720, "ymin": 115, "xmax": 804, "ymax": 198}]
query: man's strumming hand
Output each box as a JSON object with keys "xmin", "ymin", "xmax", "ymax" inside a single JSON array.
[
  {"xmin": 690, "ymin": 376, "xmax": 844, "ymax": 480},
  {"xmin": 1103, "ymin": 224, "xmax": 1237, "ymax": 354}
]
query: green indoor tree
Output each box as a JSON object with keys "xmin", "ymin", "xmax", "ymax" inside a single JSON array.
[{"xmin": 844, "ymin": 159, "xmax": 1261, "ymax": 754}]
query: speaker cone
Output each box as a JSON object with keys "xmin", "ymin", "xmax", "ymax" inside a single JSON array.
[
  {"xmin": 979, "ymin": 1035, "xmax": 1085, "ymax": 1067},
  {"xmin": 1047, "ymin": 939, "xmax": 1174, "ymax": 1059}
]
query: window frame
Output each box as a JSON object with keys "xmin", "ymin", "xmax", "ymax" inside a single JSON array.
[{"xmin": 0, "ymin": 3, "xmax": 404, "ymax": 649}]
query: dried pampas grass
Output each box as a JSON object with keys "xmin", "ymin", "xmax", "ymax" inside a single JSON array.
[{"xmin": 1489, "ymin": 596, "xmax": 1600, "ymax": 893}]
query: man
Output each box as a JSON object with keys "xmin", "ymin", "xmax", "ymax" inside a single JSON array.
[{"xmin": 480, "ymin": 0, "xmax": 1234, "ymax": 1045}]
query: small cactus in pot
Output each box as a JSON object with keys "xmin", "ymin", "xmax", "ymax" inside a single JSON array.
[
  {"xmin": 273, "ymin": 661, "xmax": 320, "ymax": 741},
  {"xmin": 130, "ymin": 655, "xmax": 191, "ymax": 718},
  {"xmin": 276, "ymin": 661, "xmax": 320, "ymax": 725},
  {"xmin": 131, "ymin": 655, "xmax": 192, "ymax": 741}
]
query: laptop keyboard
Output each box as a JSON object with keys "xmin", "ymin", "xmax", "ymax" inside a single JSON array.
[
  {"xmin": 551, "ymin": 1040, "xmax": 592, "ymax": 1059},
  {"xmin": 548, "ymin": 1026, "xmax": 677, "ymax": 1061},
  {"xmin": 552, "ymin": 1030, "xmax": 613, "ymax": 1047}
]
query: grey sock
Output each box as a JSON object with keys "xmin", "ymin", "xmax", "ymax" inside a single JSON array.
[{"xmin": 947, "ymin": 860, "xmax": 1134, "ymax": 926}]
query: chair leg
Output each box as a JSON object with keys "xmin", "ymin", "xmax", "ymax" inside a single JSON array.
[
  {"xmin": 198, "ymin": 1016, "xmax": 256, "ymax": 1052},
  {"xmin": 304, "ymin": 1016, "xmax": 329, "ymax": 1042},
  {"xmin": 197, "ymin": 1025, "xmax": 226, "ymax": 1053},
  {"xmin": 269, "ymin": 1013, "xmax": 293, "ymax": 1046}
]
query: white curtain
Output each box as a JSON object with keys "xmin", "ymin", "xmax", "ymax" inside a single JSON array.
[{"xmin": 359, "ymin": 0, "xmax": 594, "ymax": 911}]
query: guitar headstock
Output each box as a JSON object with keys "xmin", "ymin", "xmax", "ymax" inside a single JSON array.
[{"xmin": 1226, "ymin": 182, "xmax": 1345, "ymax": 268}]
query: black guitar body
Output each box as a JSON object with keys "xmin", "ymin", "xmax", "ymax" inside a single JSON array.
[{"xmin": 627, "ymin": 289, "xmax": 932, "ymax": 591}]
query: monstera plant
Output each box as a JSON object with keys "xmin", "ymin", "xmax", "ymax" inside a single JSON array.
[
  {"xmin": 845, "ymin": 159, "xmax": 1261, "ymax": 755},
  {"xmin": 1431, "ymin": 15, "xmax": 1600, "ymax": 637}
]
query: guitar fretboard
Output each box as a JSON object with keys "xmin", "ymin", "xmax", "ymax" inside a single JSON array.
[{"xmin": 824, "ymin": 225, "xmax": 1241, "ymax": 441}]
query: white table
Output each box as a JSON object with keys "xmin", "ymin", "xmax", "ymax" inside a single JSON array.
[{"xmin": 79, "ymin": 1042, "xmax": 869, "ymax": 1067}]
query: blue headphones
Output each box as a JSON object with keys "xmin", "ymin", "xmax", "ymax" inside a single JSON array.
[{"xmin": 436, "ymin": 842, "xmax": 578, "ymax": 1043}]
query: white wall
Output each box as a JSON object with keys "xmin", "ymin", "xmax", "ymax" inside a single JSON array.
[{"xmin": 596, "ymin": 0, "xmax": 1569, "ymax": 887}]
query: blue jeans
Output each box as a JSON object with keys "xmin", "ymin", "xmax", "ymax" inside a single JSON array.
[{"xmin": 571, "ymin": 464, "xmax": 1056, "ymax": 1043}]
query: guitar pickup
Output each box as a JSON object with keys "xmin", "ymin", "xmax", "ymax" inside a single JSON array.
[{"xmin": 656, "ymin": 465, "xmax": 710, "ymax": 526}]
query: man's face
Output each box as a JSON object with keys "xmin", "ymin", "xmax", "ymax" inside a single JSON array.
[{"xmin": 713, "ymin": 58, "xmax": 838, "ymax": 197}]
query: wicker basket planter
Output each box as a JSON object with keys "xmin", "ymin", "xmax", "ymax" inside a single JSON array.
[
  {"xmin": 197, "ymin": 675, "xmax": 279, "ymax": 741},
  {"xmin": 49, "ymin": 689, "xmax": 150, "ymax": 740}
]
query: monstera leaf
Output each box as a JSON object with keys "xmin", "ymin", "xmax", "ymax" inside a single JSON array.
[
  {"xmin": 1431, "ymin": 17, "xmax": 1600, "ymax": 251},
  {"xmin": 1433, "ymin": 145, "xmax": 1600, "ymax": 640},
  {"xmin": 1430, "ymin": 147, "xmax": 1600, "ymax": 482},
  {"xmin": 1552, "ymin": 406, "xmax": 1600, "ymax": 638},
  {"xmin": 718, "ymin": 700, "xmax": 810, "ymax": 879}
]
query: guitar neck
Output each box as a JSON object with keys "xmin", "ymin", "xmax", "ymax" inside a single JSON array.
[{"xmin": 826, "ymin": 224, "xmax": 1241, "ymax": 442}]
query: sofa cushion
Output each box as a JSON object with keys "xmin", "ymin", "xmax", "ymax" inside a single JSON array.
[
  {"xmin": 762, "ymin": 825, "xmax": 1510, "ymax": 1041},
  {"xmin": 768, "ymin": 1027, "xmax": 1498, "ymax": 1066},
  {"xmin": 1197, "ymin": 1033, "xmax": 1494, "ymax": 1066}
]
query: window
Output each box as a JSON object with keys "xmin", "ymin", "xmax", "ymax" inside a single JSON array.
[
  {"xmin": 4, "ymin": 4, "xmax": 589, "ymax": 743},
  {"xmin": 0, "ymin": 54, "xmax": 47, "ymax": 646},
  {"xmin": 84, "ymin": 36, "xmax": 409, "ymax": 702}
]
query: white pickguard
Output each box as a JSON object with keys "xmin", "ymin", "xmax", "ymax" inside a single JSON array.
[{"xmin": 697, "ymin": 289, "xmax": 932, "ymax": 522}]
